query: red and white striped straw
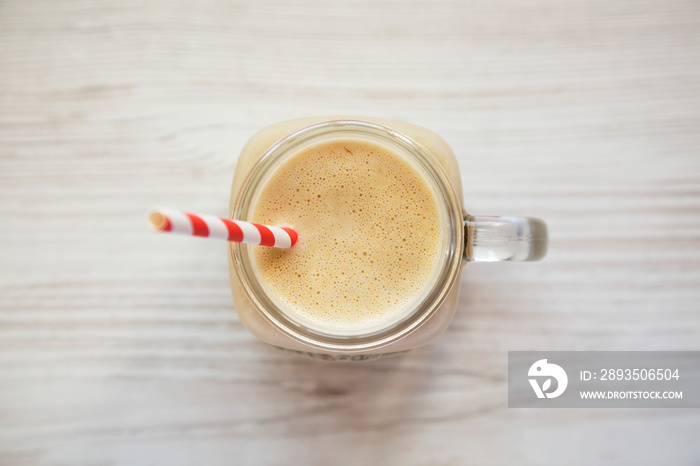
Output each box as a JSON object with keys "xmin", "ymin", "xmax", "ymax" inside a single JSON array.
[{"xmin": 148, "ymin": 208, "xmax": 298, "ymax": 248}]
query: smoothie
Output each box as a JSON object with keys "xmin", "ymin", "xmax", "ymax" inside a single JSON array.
[
  {"xmin": 229, "ymin": 117, "xmax": 464, "ymax": 355},
  {"xmin": 250, "ymin": 138, "xmax": 443, "ymax": 335}
]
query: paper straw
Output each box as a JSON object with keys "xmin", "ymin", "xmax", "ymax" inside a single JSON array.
[{"xmin": 148, "ymin": 208, "xmax": 298, "ymax": 248}]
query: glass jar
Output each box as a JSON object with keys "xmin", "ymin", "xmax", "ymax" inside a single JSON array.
[{"xmin": 228, "ymin": 117, "xmax": 547, "ymax": 360}]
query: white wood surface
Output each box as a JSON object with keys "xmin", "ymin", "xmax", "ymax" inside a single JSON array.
[{"xmin": 1, "ymin": 1, "xmax": 700, "ymax": 464}]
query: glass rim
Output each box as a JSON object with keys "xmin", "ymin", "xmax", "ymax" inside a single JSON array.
[{"xmin": 229, "ymin": 119, "xmax": 464, "ymax": 353}]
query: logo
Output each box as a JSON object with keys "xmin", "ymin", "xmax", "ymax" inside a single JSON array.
[{"xmin": 528, "ymin": 359, "xmax": 568, "ymax": 399}]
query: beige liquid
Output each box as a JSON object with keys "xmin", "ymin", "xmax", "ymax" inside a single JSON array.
[
  {"xmin": 250, "ymin": 139, "xmax": 444, "ymax": 334},
  {"xmin": 230, "ymin": 117, "xmax": 464, "ymax": 355}
]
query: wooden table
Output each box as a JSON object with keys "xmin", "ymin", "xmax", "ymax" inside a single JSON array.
[{"xmin": 1, "ymin": 1, "xmax": 699, "ymax": 464}]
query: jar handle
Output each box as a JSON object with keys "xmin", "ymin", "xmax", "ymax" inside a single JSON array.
[{"xmin": 463, "ymin": 215, "xmax": 548, "ymax": 262}]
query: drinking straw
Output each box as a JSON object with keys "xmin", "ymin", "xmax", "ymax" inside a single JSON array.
[{"xmin": 148, "ymin": 208, "xmax": 298, "ymax": 248}]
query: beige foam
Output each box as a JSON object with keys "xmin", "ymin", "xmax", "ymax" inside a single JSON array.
[{"xmin": 251, "ymin": 139, "xmax": 443, "ymax": 333}]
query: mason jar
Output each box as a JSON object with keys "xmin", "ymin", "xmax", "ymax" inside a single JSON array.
[{"xmin": 228, "ymin": 117, "xmax": 547, "ymax": 360}]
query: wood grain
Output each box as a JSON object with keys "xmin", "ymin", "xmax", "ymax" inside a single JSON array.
[{"xmin": 1, "ymin": 0, "xmax": 699, "ymax": 464}]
